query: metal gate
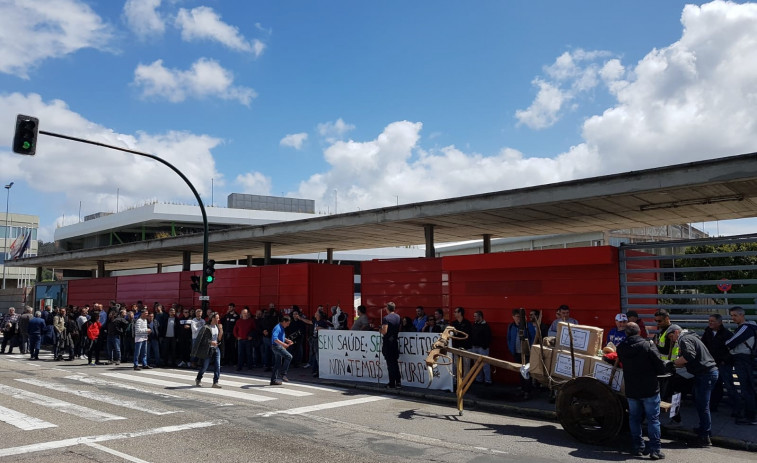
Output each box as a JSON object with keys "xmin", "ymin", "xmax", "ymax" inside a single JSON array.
[{"xmin": 619, "ymin": 233, "xmax": 757, "ymax": 318}]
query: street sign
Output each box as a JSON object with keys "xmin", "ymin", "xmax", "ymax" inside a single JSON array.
[
  {"xmin": 717, "ymin": 279, "xmax": 732, "ymax": 292},
  {"xmin": 198, "ymin": 295, "xmax": 210, "ymax": 301}
]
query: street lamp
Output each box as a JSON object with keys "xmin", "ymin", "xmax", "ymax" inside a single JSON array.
[{"xmin": 2, "ymin": 182, "xmax": 14, "ymax": 289}]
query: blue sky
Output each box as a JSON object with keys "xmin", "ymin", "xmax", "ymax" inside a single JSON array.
[{"xmin": 1, "ymin": 1, "xmax": 757, "ymax": 242}]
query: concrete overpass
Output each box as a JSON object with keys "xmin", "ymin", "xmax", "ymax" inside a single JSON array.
[{"xmin": 10, "ymin": 151, "xmax": 757, "ymax": 273}]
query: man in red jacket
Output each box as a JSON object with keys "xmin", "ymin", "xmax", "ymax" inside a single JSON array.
[{"xmin": 233, "ymin": 308, "xmax": 256, "ymax": 371}]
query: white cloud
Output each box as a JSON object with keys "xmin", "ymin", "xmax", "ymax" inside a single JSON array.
[
  {"xmin": 516, "ymin": 49, "xmax": 624, "ymax": 129},
  {"xmin": 175, "ymin": 6, "xmax": 265, "ymax": 57},
  {"xmin": 280, "ymin": 133, "xmax": 308, "ymax": 150},
  {"xmin": 0, "ymin": 93, "xmax": 223, "ymax": 240},
  {"xmin": 317, "ymin": 118, "xmax": 355, "ymax": 142},
  {"xmin": 578, "ymin": 0, "xmax": 757, "ymax": 173},
  {"xmin": 296, "ymin": 121, "xmax": 601, "ymax": 214},
  {"xmin": 133, "ymin": 58, "xmax": 256, "ymax": 105},
  {"xmin": 123, "ymin": 0, "xmax": 165, "ymax": 38},
  {"xmin": 0, "ymin": 0, "xmax": 112, "ymax": 78},
  {"xmin": 235, "ymin": 172, "xmax": 272, "ymax": 195}
]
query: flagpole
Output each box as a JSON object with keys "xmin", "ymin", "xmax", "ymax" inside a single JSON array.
[{"xmin": 2, "ymin": 182, "xmax": 14, "ymax": 289}]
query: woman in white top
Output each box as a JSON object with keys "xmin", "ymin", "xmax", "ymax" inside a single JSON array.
[
  {"xmin": 133, "ymin": 311, "xmax": 151, "ymax": 370},
  {"xmin": 193, "ymin": 312, "xmax": 223, "ymax": 388}
]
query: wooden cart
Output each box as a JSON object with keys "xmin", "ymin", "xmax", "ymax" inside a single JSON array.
[{"xmin": 424, "ymin": 324, "xmax": 627, "ymax": 445}]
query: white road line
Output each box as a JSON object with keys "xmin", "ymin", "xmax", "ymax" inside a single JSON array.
[
  {"xmin": 221, "ymin": 371, "xmax": 346, "ymax": 393},
  {"xmin": 0, "ymin": 384, "xmax": 125, "ymax": 422},
  {"xmin": 86, "ymin": 443, "xmax": 152, "ymax": 463},
  {"xmin": 0, "ymin": 405, "xmax": 57, "ymax": 431},
  {"xmin": 257, "ymin": 396, "xmax": 387, "ymax": 417},
  {"xmin": 15, "ymin": 378, "xmax": 181, "ymax": 416},
  {"xmin": 101, "ymin": 372, "xmax": 276, "ymax": 402},
  {"xmin": 0, "ymin": 420, "xmax": 224, "ymax": 457},
  {"xmin": 141, "ymin": 370, "xmax": 311, "ymax": 397},
  {"xmin": 65, "ymin": 374, "xmax": 233, "ymax": 407}
]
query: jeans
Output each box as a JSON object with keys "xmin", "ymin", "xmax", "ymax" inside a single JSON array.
[
  {"xmin": 693, "ymin": 369, "xmax": 718, "ymax": 437},
  {"xmin": 237, "ymin": 339, "xmax": 253, "ymax": 369},
  {"xmin": 133, "ymin": 340, "xmax": 147, "ymax": 367},
  {"xmin": 197, "ymin": 347, "xmax": 221, "ymax": 384},
  {"xmin": 627, "ymin": 394, "xmax": 661, "ymax": 454},
  {"xmin": 161, "ymin": 337, "xmax": 177, "ymax": 366},
  {"xmin": 733, "ymin": 354, "xmax": 756, "ymax": 420},
  {"xmin": 29, "ymin": 334, "xmax": 41, "ymax": 359},
  {"xmin": 271, "ymin": 344, "xmax": 293, "ymax": 382},
  {"xmin": 471, "ymin": 346, "xmax": 492, "ymax": 383},
  {"xmin": 261, "ymin": 338, "xmax": 272, "ymax": 368},
  {"xmin": 107, "ymin": 335, "xmax": 121, "ymax": 362},
  {"xmin": 148, "ymin": 338, "xmax": 161, "ymax": 366}
]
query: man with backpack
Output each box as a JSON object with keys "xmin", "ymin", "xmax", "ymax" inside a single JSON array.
[{"xmin": 725, "ymin": 306, "xmax": 757, "ymax": 425}]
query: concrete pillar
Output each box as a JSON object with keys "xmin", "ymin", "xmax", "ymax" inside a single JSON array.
[
  {"xmin": 36, "ymin": 267, "xmax": 42, "ymax": 283},
  {"xmin": 326, "ymin": 248, "xmax": 334, "ymax": 264},
  {"xmin": 483, "ymin": 234, "xmax": 492, "ymax": 254},
  {"xmin": 424, "ymin": 224, "xmax": 435, "ymax": 258},
  {"xmin": 157, "ymin": 263, "xmax": 163, "ymax": 274},
  {"xmin": 246, "ymin": 255, "xmax": 253, "ymax": 267},
  {"xmin": 182, "ymin": 251, "xmax": 191, "ymax": 271},
  {"xmin": 97, "ymin": 260, "xmax": 105, "ymax": 278},
  {"xmin": 264, "ymin": 242, "xmax": 272, "ymax": 266}
]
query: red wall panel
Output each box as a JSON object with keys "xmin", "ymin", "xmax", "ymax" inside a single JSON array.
[
  {"xmin": 67, "ymin": 278, "xmax": 117, "ymax": 307},
  {"xmin": 115, "ymin": 273, "xmax": 181, "ymax": 307},
  {"xmin": 307, "ymin": 264, "xmax": 354, "ymax": 320}
]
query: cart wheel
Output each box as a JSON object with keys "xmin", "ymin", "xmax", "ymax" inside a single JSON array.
[{"xmin": 556, "ymin": 377, "xmax": 624, "ymax": 445}]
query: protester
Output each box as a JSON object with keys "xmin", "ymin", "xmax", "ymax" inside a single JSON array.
[
  {"xmin": 132, "ymin": 310, "xmax": 151, "ymax": 370},
  {"xmin": 27, "ymin": 311, "xmax": 46, "ymax": 360},
  {"xmin": 399, "ymin": 316, "xmax": 415, "ymax": 332},
  {"xmin": 270, "ymin": 315, "xmax": 293, "ymax": 386},
  {"xmin": 380, "ymin": 302, "xmax": 401, "ymax": 389},
  {"xmin": 194, "ymin": 312, "xmax": 223, "ymax": 388},
  {"xmin": 1, "ymin": 307, "xmax": 19, "ymax": 354},
  {"xmin": 234, "ymin": 308, "xmax": 256, "ymax": 371},
  {"xmin": 161, "ymin": 307, "xmax": 178, "ymax": 367},
  {"xmin": 352, "ymin": 305, "xmax": 372, "ymax": 331},
  {"xmin": 222, "ymin": 303, "xmax": 239, "ymax": 366},
  {"xmin": 724, "ymin": 306, "xmax": 757, "ymax": 425},
  {"xmin": 470, "ymin": 311, "xmax": 492, "ymax": 386},
  {"xmin": 606, "ymin": 313, "xmax": 628, "ymax": 346},
  {"xmin": 435, "ymin": 309, "xmax": 448, "ymax": 331},
  {"xmin": 701, "ymin": 314, "xmax": 732, "ymax": 412},
  {"xmin": 177, "ymin": 307, "xmax": 193, "ymax": 368},
  {"xmin": 413, "ymin": 306, "xmax": 427, "ymax": 332},
  {"xmin": 667, "ymin": 325, "xmax": 719, "ymax": 447},
  {"xmin": 626, "ymin": 310, "xmax": 648, "ymax": 339},
  {"xmin": 83, "ymin": 308, "xmax": 104, "ymax": 365},
  {"xmin": 617, "ymin": 322, "xmax": 670, "ymax": 460},
  {"xmin": 17, "ymin": 306, "xmax": 33, "ymax": 355},
  {"xmin": 547, "ymin": 305, "xmax": 578, "ymax": 337},
  {"xmin": 421, "ymin": 315, "xmax": 442, "ymax": 333},
  {"xmin": 507, "ymin": 309, "xmax": 536, "ymax": 398}
]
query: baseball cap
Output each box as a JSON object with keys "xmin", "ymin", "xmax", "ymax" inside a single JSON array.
[{"xmin": 615, "ymin": 313, "xmax": 628, "ymax": 322}]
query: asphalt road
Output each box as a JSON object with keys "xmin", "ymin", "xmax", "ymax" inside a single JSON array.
[{"xmin": 0, "ymin": 352, "xmax": 753, "ymax": 463}]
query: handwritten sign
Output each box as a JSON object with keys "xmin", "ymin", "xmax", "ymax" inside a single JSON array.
[{"xmin": 317, "ymin": 331, "xmax": 454, "ymax": 391}]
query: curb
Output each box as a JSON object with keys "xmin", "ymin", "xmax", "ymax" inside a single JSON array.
[{"xmin": 315, "ymin": 377, "xmax": 755, "ymax": 453}]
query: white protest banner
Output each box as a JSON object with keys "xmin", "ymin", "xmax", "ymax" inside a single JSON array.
[{"xmin": 317, "ymin": 331, "xmax": 453, "ymax": 391}]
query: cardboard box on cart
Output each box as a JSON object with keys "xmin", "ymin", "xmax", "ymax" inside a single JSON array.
[
  {"xmin": 528, "ymin": 344, "xmax": 554, "ymax": 385},
  {"xmin": 551, "ymin": 350, "xmax": 595, "ymax": 380},
  {"xmin": 555, "ymin": 322, "xmax": 604, "ymax": 356},
  {"xmin": 590, "ymin": 357, "xmax": 625, "ymax": 394}
]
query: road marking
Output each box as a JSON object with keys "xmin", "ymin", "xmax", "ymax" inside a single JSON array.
[
  {"xmin": 0, "ymin": 405, "xmax": 57, "ymax": 430},
  {"xmin": 257, "ymin": 396, "xmax": 387, "ymax": 417},
  {"xmin": 65, "ymin": 374, "xmax": 233, "ymax": 407},
  {"xmin": 0, "ymin": 420, "xmax": 224, "ymax": 457},
  {"xmin": 101, "ymin": 372, "xmax": 276, "ymax": 402},
  {"xmin": 0, "ymin": 383, "xmax": 125, "ymax": 422},
  {"xmin": 86, "ymin": 443, "xmax": 152, "ymax": 463},
  {"xmin": 15, "ymin": 378, "xmax": 181, "ymax": 416},
  {"xmin": 141, "ymin": 370, "xmax": 311, "ymax": 397},
  {"xmin": 221, "ymin": 371, "xmax": 346, "ymax": 393}
]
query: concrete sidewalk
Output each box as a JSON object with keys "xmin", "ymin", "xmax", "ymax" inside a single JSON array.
[{"xmin": 239, "ymin": 364, "xmax": 757, "ymax": 453}]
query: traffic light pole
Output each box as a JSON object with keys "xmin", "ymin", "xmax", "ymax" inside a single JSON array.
[{"xmin": 38, "ymin": 130, "xmax": 210, "ymax": 314}]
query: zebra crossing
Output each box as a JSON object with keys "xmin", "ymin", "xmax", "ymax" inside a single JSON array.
[{"xmin": 0, "ymin": 363, "xmax": 383, "ymax": 434}]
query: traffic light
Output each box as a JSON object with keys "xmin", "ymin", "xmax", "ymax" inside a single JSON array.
[
  {"xmin": 13, "ymin": 114, "xmax": 39, "ymax": 155},
  {"xmin": 190, "ymin": 274, "xmax": 202, "ymax": 293},
  {"xmin": 203, "ymin": 259, "xmax": 216, "ymax": 286}
]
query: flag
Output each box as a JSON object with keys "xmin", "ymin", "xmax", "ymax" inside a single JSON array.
[{"xmin": 9, "ymin": 230, "xmax": 31, "ymax": 260}]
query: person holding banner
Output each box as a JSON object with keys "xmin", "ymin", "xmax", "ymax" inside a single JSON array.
[{"xmin": 380, "ymin": 302, "xmax": 401, "ymax": 389}]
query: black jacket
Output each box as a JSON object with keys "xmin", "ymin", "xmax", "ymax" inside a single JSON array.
[
  {"xmin": 470, "ymin": 321, "xmax": 492, "ymax": 349},
  {"xmin": 677, "ymin": 331, "xmax": 717, "ymax": 375},
  {"xmin": 701, "ymin": 326, "xmax": 731, "ymax": 364},
  {"xmin": 617, "ymin": 335, "xmax": 668, "ymax": 399},
  {"xmin": 451, "ymin": 319, "xmax": 473, "ymax": 349}
]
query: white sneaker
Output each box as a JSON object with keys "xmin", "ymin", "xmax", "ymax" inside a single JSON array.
[{"xmin": 178, "ymin": 361, "xmax": 186, "ymax": 368}]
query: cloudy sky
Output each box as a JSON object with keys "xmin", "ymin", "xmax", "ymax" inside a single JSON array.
[{"xmin": 1, "ymin": 0, "xmax": 757, "ymax": 242}]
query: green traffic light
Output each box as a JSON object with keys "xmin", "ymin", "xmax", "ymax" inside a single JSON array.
[
  {"xmin": 205, "ymin": 276, "xmax": 214, "ymax": 283},
  {"xmin": 22, "ymin": 141, "xmax": 31, "ymax": 150}
]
